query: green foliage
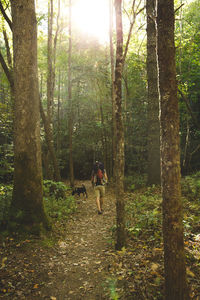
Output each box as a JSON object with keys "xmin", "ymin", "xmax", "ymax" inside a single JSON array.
[
  {"xmin": 43, "ymin": 180, "xmax": 70, "ymax": 200},
  {"xmin": 126, "ymin": 186, "xmax": 162, "ymax": 241},
  {"xmin": 0, "ymin": 144, "xmax": 14, "ymax": 183},
  {"xmin": 43, "ymin": 180, "xmax": 76, "ymax": 220},
  {"xmin": 105, "ymin": 278, "xmax": 119, "ymax": 300},
  {"xmin": 181, "ymin": 172, "xmax": 200, "ymax": 234},
  {"xmin": 124, "ymin": 173, "xmax": 147, "ymax": 191},
  {"xmin": 0, "ymin": 181, "xmax": 76, "ymax": 233},
  {"xmin": 176, "ymin": 1, "xmax": 200, "ymax": 172},
  {"xmin": 181, "ymin": 171, "xmax": 200, "ymax": 201},
  {"xmin": 0, "ymin": 184, "xmax": 12, "ymax": 226}
]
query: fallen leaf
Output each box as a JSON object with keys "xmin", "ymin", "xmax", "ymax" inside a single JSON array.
[
  {"xmin": 151, "ymin": 263, "xmax": 159, "ymax": 271},
  {"xmin": 1, "ymin": 257, "xmax": 7, "ymax": 268},
  {"xmin": 186, "ymin": 268, "xmax": 195, "ymax": 277}
]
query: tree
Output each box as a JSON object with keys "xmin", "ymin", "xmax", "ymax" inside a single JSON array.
[
  {"xmin": 68, "ymin": 0, "xmax": 74, "ymax": 187},
  {"xmin": 114, "ymin": 0, "xmax": 126, "ymax": 250},
  {"xmin": 109, "ymin": 0, "xmax": 116, "ymax": 178},
  {"xmin": 40, "ymin": 0, "xmax": 61, "ymax": 182},
  {"xmin": 156, "ymin": 0, "xmax": 189, "ymax": 298},
  {"xmin": 10, "ymin": 0, "xmax": 48, "ymax": 232},
  {"xmin": 146, "ymin": 0, "xmax": 160, "ymax": 185}
]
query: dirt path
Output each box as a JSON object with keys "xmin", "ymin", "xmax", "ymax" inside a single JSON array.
[
  {"xmin": 51, "ymin": 181, "xmax": 116, "ymax": 300},
  {"xmin": 1, "ymin": 181, "xmax": 116, "ymax": 300}
]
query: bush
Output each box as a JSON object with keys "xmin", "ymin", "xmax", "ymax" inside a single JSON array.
[
  {"xmin": 0, "ymin": 184, "xmax": 13, "ymax": 228},
  {"xmin": 124, "ymin": 174, "xmax": 147, "ymax": 191},
  {"xmin": 43, "ymin": 180, "xmax": 76, "ymax": 220},
  {"xmin": 181, "ymin": 172, "xmax": 200, "ymax": 201},
  {"xmin": 43, "ymin": 180, "xmax": 70, "ymax": 199},
  {"xmin": 125, "ymin": 187, "xmax": 162, "ymax": 241}
]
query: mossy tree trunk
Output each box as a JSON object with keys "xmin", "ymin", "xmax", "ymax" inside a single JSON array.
[
  {"xmin": 156, "ymin": 0, "xmax": 189, "ymax": 298},
  {"xmin": 10, "ymin": 0, "xmax": 48, "ymax": 231},
  {"xmin": 146, "ymin": 0, "xmax": 160, "ymax": 185},
  {"xmin": 114, "ymin": 0, "xmax": 126, "ymax": 250}
]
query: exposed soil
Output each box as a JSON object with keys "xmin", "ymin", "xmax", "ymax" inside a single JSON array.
[{"xmin": 0, "ymin": 181, "xmax": 117, "ymax": 300}]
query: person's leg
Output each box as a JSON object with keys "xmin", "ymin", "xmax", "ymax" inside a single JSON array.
[
  {"xmin": 95, "ymin": 187, "xmax": 102, "ymax": 213},
  {"xmin": 99, "ymin": 186, "xmax": 105, "ymax": 211}
]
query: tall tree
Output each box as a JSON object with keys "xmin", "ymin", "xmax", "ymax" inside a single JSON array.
[
  {"xmin": 109, "ymin": 0, "xmax": 116, "ymax": 178},
  {"xmin": 41, "ymin": 0, "xmax": 61, "ymax": 182},
  {"xmin": 156, "ymin": 0, "xmax": 189, "ymax": 298},
  {"xmin": 68, "ymin": 0, "xmax": 74, "ymax": 187},
  {"xmin": 146, "ymin": 0, "xmax": 160, "ymax": 185},
  {"xmin": 114, "ymin": 0, "xmax": 126, "ymax": 250},
  {"xmin": 10, "ymin": 0, "xmax": 48, "ymax": 231}
]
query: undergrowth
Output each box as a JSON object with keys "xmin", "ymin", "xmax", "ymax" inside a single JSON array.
[{"xmin": 0, "ymin": 180, "xmax": 76, "ymax": 235}]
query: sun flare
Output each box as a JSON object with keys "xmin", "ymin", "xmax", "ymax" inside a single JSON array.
[{"xmin": 72, "ymin": 0, "xmax": 110, "ymax": 44}]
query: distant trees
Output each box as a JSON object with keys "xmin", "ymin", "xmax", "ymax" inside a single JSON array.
[{"xmin": 157, "ymin": 0, "xmax": 189, "ymax": 298}]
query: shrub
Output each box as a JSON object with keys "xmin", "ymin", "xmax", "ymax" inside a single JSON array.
[
  {"xmin": 43, "ymin": 180, "xmax": 76, "ymax": 220},
  {"xmin": 124, "ymin": 174, "xmax": 147, "ymax": 191},
  {"xmin": 0, "ymin": 184, "xmax": 13, "ymax": 227},
  {"xmin": 181, "ymin": 172, "xmax": 200, "ymax": 201},
  {"xmin": 43, "ymin": 180, "xmax": 70, "ymax": 199}
]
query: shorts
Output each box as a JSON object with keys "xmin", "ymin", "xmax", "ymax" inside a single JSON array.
[{"xmin": 94, "ymin": 185, "xmax": 105, "ymax": 198}]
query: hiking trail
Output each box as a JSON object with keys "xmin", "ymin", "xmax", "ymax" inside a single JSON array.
[{"xmin": 1, "ymin": 181, "xmax": 116, "ymax": 300}]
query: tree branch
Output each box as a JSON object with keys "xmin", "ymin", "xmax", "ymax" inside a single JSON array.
[
  {"xmin": 0, "ymin": 0, "xmax": 12, "ymax": 31},
  {"xmin": 3, "ymin": 29, "xmax": 12, "ymax": 69},
  {"xmin": 0, "ymin": 50, "xmax": 13, "ymax": 87},
  {"xmin": 178, "ymin": 88, "xmax": 200, "ymax": 130},
  {"xmin": 175, "ymin": 3, "xmax": 184, "ymax": 14}
]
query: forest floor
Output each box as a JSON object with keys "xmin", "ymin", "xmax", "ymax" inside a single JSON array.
[{"xmin": 1, "ymin": 181, "xmax": 200, "ymax": 299}]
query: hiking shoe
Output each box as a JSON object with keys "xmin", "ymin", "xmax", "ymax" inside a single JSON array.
[{"xmin": 98, "ymin": 210, "xmax": 102, "ymax": 215}]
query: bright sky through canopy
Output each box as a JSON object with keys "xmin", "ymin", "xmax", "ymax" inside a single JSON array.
[{"xmin": 71, "ymin": 0, "xmax": 110, "ymax": 44}]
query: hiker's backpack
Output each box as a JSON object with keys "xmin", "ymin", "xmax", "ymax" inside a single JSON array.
[
  {"xmin": 92, "ymin": 161, "xmax": 104, "ymax": 185},
  {"xmin": 97, "ymin": 168, "xmax": 103, "ymax": 180}
]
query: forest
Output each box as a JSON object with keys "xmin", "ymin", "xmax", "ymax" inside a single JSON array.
[{"xmin": 0, "ymin": 0, "xmax": 200, "ymax": 299}]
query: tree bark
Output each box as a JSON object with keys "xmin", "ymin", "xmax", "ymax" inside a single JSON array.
[
  {"xmin": 41, "ymin": 0, "xmax": 61, "ymax": 182},
  {"xmin": 47, "ymin": 0, "xmax": 54, "ymax": 120},
  {"xmin": 114, "ymin": 0, "xmax": 126, "ymax": 250},
  {"xmin": 146, "ymin": 0, "xmax": 160, "ymax": 185},
  {"xmin": 10, "ymin": 0, "xmax": 48, "ymax": 231},
  {"xmin": 109, "ymin": 0, "xmax": 116, "ymax": 178},
  {"xmin": 156, "ymin": 0, "xmax": 189, "ymax": 298},
  {"xmin": 68, "ymin": 0, "xmax": 74, "ymax": 187},
  {"xmin": 40, "ymin": 99, "xmax": 61, "ymax": 181}
]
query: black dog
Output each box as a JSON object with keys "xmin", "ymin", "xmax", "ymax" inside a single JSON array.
[{"xmin": 72, "ymin": 184, "xmax": 88, "ymax": 198}]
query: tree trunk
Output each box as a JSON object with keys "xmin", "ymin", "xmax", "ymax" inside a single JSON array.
[
  {"xmin": 40, "ymin": 99, "xmax": 61, "ymax": 181},
  {"xmin": 10, "ymin": 0, "xmax": 48, "ymax": 232},
  {"xmin": 156, "ymin": 0, "xmax": 189, "ymax": 298},
  {"xmin": 114, "ymin": 0, "xmax": 126, "ymax": 250},
  {"xmin": 47, "ymin": 0, "xmax": 54, "ymax": 120},
  {"xmin": 41, "ymin": 0, "xmax": 61, "ymax": 182},
  {"xmin": 68, "ymin": 0, "xmax": 74, "ymax": 187},
  {"xmin": 146, "ymin": 0, "xmax": 160, "ymax": 185},
  {"xmin": 57, "ymin": 69, "xmax": 61, "ymax": 154},
  {"xmin": 109, "ymin": 0, "xmax": 116, "ymax": 178}
]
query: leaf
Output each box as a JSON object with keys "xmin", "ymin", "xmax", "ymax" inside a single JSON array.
[
  {"xmin": 186, "ymin": 267, "xmax": 195, "ymax": 277},
  {"xmin": 118, "ymin": 276, "xmax": 123, "ymax": 281},
  {"xmin": 151, "ymin": 263, "xmax": 159, "ymax": 272},
  {"xmin": 33, "ymin": 284, "xmax": 39, "ymax": 289},
  {"xmin": 1, "ymin": 257, "xmax": 7, "ymax": 268}
]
